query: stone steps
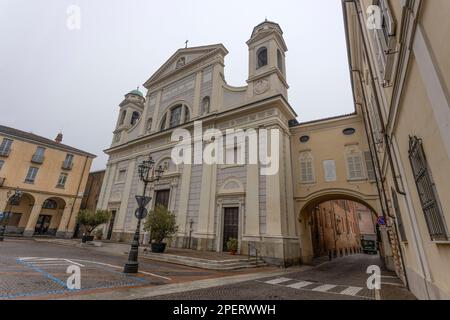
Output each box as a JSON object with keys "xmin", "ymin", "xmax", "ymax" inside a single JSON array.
[{"xmin": 141, "ymin": 251, "xmax": 266, "ymax": 270}]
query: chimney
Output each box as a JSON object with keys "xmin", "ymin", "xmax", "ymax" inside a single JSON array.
[{"xmin": 55, "ymin": 133, "xmax": 63, "ymax": 143}]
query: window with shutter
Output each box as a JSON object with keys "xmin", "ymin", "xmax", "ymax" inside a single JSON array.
[
  {"xmin": 347, "ymin": 153, "xmax": 364, "ymax": 180},
  {"xmin": 300, "ymin": 152, "xmax": 315, "ymax": 184},
  {"xmin": 408, "ymin": 136, "xmax": 448, "ymax": 241},
  {"xmin": 364, "ymin": 151, "xmax": 376, "ymax": 181},
  {"xmin": 370, "ymin": 0, "xmax": 397, "ymax": 86}
]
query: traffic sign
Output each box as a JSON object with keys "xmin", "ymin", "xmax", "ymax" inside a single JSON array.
[
  {"xmin": 135, "ymin": 195, "xmax": 151, "ymax": 208},
  {"xmin": 377, "ymin": 216, "xmax": 386, "ymax": 226},
  {"xmin": 135, "ymin": 207, "xmax": 148, "ymax": 220}
]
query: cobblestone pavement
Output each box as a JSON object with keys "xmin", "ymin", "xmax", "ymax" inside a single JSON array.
[
  {"xmin": 0, "ymin": 239, "xmax": 265, "ymax": 300},
  {"xmin": 148, "ymin": 254, "xmax": 417, "ymax": 300}
]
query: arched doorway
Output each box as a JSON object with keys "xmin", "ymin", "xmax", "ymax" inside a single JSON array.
[
  {"xmin": 297, "ymin": 190, "xmax": 382, "ymax": 264},
  {"xmin": 2, "ymin": 193, "xmax": 35, "ymax": 235},
  {"xmin": 35, "ymin": 197, "xmax": 66, "ymax": 236}
]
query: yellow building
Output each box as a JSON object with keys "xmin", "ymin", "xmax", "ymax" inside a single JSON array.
[
  {"xmin": 343, "ymin": 0, "xmax": 450, "ymax": 299},
  {"xmin": 0, "ymin": 125, "xmax": 95, "ymax": 238}
]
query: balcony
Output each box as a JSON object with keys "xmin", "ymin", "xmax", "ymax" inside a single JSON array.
[
  {"xmin": 62, "ymin": 161, "xmax": 73, "ymax": 170},
  {"xmin": 31, "ymin": 154, "xmax": 44, "ymax": 164},
  {"xmin": 0, "ymin": 148, "xmax": 11, "ymax": 157}
]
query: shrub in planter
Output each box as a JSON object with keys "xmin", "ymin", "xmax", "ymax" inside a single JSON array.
[
  {"xmin": 144, "ymin": 205, "xmax": 178, "ymax": 253},
  {"xmin": 76, "ymin": 209, "xmax": 111, "ymax": 243},
  {"xmin": 226, "ymin": 238, "xmax": 239, "ymax": 254}
]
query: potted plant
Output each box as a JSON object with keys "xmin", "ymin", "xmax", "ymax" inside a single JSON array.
[
  {"xmin": 144, "ymin": 205, "xmax": 178, "ymax": 253},
  {"xmin": 226, "ymin": 238, "xmax": 239, "ymax": 255},
  {"xmin": 94, "ymin": 229, "xmax": 103, "ymax": 241},
  {"xmin": 76, "ymin": 209, "xmax": 111, "ymax": 243}
]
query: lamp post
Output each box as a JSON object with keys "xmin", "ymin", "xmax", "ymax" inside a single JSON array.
[
  {"xmin": 123, "ymin": 155, "xmax": 163, "ymax": 274},
  {"xmin": 0, "ymin": 188, "xmax": 23, "ymax": 242}
]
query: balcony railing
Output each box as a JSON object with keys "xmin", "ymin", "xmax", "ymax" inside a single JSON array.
[
  {"xmin": 0, "ymin": 148, "xmax": 11, "ymax": 157},
  {"xmin": 31, "ymin": 154, "xmax": 44, "ymax": 164},
  {"xmin": 62, "ymin": 161, "xmax": 73, "ymax": 170}
]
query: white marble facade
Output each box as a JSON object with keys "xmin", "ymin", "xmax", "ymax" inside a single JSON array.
[{"xmin": 97, "ymin": 21, "xmax": 301, "ymax": 265}]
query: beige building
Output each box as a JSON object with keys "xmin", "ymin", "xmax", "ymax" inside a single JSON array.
[
  {"xmin": 342, "ymin": 0, "xmax": 450, "ymax": 299},
  {"xmin": 0, "ymin": 126, "xmax": 95, "ymax": 238}
]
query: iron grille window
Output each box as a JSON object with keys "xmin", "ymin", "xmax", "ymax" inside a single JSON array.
[{"xmin": 408, "ymin": 136, "xmax": 448, "ymax": 241}]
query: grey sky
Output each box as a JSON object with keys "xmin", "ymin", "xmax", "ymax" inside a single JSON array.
[{"xmin": 0, "ymin": 0, "xmax": 353, "ymax": 170}]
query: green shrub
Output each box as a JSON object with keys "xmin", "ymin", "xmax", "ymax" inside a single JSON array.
[
  {"xmin": 144, "ymin": 205, "xmax": 178, "ymax": 244},
  {"xmin": 76, "ymin": 209, "xmax": 111, "ymax": 236}
]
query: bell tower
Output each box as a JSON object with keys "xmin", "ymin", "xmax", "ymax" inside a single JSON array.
[{"xmin": 247, "ymin": 20, "xmax": 288, "ymax": 99}]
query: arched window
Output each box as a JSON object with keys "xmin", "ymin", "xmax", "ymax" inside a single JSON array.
[
  {"xmin": 42, "ymin": 199, "xmax": 58, "ymax": 210},
  {"xmin": 146, "ymin": 118, "xmax": 153, "ymax": 132},
  {"xmin": 169, "ymin": 105, "xmax": 182, "ymax": 128},
  {"xmin": 160, "ymin": 114, "xmax": 167, "ymax": 131},
  {"xmin": 130, "ymin": 111, "xmax": 140, "ymax": 126},
  {"xmin": 184, "ymin": 107, "xmax": 190, "ymax": 122},
  {"xmin": 119, "ymin": 110, "xmax": 126, "ymax": 125},
  {"xmin": 201, "ymin": 96, "xmax": 210, "ymax": 115},
  {"xmin": 257, "ymin": 47, "xmax": 268, "ymax": 69},
  {"xmin": 277, "ymin": 49, "xmax": 283, "ymax": 73}
]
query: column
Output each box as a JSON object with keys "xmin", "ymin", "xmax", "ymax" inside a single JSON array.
[
  {"xmin": 196, "ymin": 163, "xmax": 217, "ymax": 249},
  {"xmin": 177, "ymin": 164, "xmax": 192, "ymax": 236},
  {"xmin": 192, "ymin": 71, "xmax": 202, "ymax": 118},
  {"xmin": 244, "ymin": 163, "xmax": 260, "ymax": 238},
  {"xmin": 56, "ymin": 204, "xmax": 73, "ymax": 238},
  {"xmin": 66, "ymin": 198, "xmax": 82, "ymax": 238},
  {"xmin": 115, "ymin": 159, "xmax": 137, "ymax": 235},
  {"xmin": 98, "ymin": 163, "xmax": 117, "ymax": 210},
  {"xmin": 150, "ymin": 91, "xmax": 162, "ymax": 132},
  {"xmin": 23, "ymin": 199, "xmax": 44, "ymax": 237}
]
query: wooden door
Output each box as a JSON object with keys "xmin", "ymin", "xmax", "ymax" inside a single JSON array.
[{"xmin": 222, "ymin": 207, "xmax": 239, "ymax": 251}]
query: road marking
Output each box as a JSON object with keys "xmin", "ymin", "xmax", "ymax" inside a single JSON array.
[
  {"xmin": 287, "ymin": 281, "xmax": 314, "ymax": 289},
  {"xmin": 265, "ymin": 277, "xmax": 292, "ymax": 285},
  {"xmin": 312, "ymin": 284, "xmax": 337, "ymax": 292},
  {"xmin": 18, "ymin": 257, "xmax": 171, "ymax": 281},
  {"xmin": 340, "ymin": 286, "xmax": 363, "ymax": 296},
  {"xmin": 68, "ymin": 258, "xmax": 172, "ymax": 281}
]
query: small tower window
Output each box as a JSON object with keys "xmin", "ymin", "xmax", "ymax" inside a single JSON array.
[
  {"xmin": 277, "ymin": 49, "xmax": 283, "ymax": 73},
  {"xmin": 257, "ymin": 47, "xmax": 268, "ymax": 69},
  {"xmin": 131, "ymin": 111, "xmax": 140, "ymax": 126},
  {"xmin": 119, "ymin": 110, "xmax": 127, "ymax": 125}
]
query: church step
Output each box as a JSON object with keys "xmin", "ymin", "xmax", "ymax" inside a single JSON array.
[{"xmin": 141, "ymin": 251, "xmax": 266, "ymax": 270}]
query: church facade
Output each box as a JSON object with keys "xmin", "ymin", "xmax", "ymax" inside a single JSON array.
[{"xmin": 97, "ymin": 21, "xmax": 380, "ymax": 266}]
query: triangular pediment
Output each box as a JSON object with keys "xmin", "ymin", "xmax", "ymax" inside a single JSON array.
[{"xmin": 144, "ymin": 44, "xmax": 228, "ymax": 88}]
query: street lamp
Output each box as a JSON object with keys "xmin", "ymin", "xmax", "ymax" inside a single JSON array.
[
  {"xmin": 123, "ymin": 155, "xmax": 164, "ymax": 274},
  {"xmin": 0, "ymin": 188, "xmax": 23, "ymax": 242}
]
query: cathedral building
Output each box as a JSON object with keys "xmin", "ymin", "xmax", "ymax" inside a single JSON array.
[{"xmin": 97, "ymin": 21, "xmax": 383, "ymax": 266}]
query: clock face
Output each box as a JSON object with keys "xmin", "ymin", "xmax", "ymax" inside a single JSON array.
[{"xmin": 254, "ymin": 78, "xmax": 270, "ymax": 95}]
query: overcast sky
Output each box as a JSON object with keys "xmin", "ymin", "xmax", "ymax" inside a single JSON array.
[{"xmin": 0, "ymin": 0, "xmax": 353, "ymax": 170}]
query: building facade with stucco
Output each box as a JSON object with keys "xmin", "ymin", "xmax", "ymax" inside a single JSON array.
[{"xmin": 0, "ymin": 126, "xmax": 95, "ymax": 238}]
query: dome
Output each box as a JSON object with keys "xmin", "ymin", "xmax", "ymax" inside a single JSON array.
[{"xmin": 128, "ymin": 88, "xmax": 144, "ymax": 97}]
